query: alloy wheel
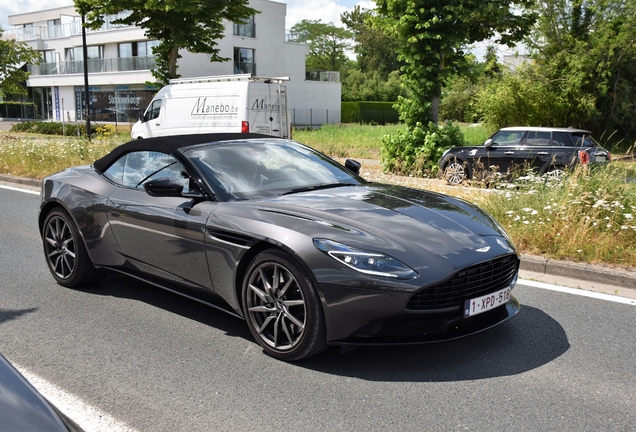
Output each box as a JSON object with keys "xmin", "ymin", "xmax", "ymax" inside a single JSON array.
[
  {"xmin": 245, "ymin": 261, "xmax": 307, "ymax": 351},
  {"xmin": 44, "ymin": 215, "xmax": 76, "ymax": 280},
  {"xmin": 445, "ymin": 162, "xmax": 466, "ymax": 184}
]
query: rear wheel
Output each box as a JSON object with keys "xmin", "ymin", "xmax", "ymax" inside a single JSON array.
[
  {"xmin": 42, "ymin": 208, "xmax": 99, "ymax": 287},
  {"xmin": 545, "ymin": 167, "xmax": 566, "ymax": 181},
  {"xmin": 242, "ymin": 249, "xmax": 327, "ymax": 361},
  {"xmin": 444, "ymin": 161, "xmax": 468, "ymax": 184}
]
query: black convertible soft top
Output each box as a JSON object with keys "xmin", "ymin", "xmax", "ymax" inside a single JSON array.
[{"xmin": 93, "ymin": 133, "xmax": 278, "ymax": 173}]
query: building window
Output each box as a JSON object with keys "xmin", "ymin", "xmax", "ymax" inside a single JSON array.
[
  {"xmin": 233, "ymin": 16, "xmax": 255, "ymax": 38},
  {"xmin": 234, "ymin": 48, "xmax": 255, "ymax": 75},
  {"xmin": 119, "ymin": 40, "xmax": 159, "ymax": 57},
  {"xmin": 65, "ymin": 46, "xmax": 104, "ymax": 73},
  {"xmin": 118, "ymin": 41, "xmax": 158, "ymax": 71},
  {"xmin": 39, "ymin": 50, "xmax": 57, "ymax": 74}
]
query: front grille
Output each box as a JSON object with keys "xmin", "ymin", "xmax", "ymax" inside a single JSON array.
[{"xmin": 407, "ymin": 254, "xmax": 519, "ymax": 310}]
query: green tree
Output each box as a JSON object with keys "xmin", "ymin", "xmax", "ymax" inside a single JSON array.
[
  {"xmin": 290, "ymin": 20, "xmax": 352, "ymax": 71},
  {"xmin": 341, "ymin": 69, "xmax": 406, "ymax": 102},
  {"xmin": 74, "ymin": 0, "xmax": 257, "ymax": 85},
  {"xmin": 474, "ymin": 0, "xmax": 636, "ymax": 145},
  {"xmin": 0, "ymin": 27, "xmax": 41, "ymax": 96},
  {"xmin": 527, "ymin": 0, "xmax": 636, "ymax": 144},
  {"xmin": 375, "ymin": 0, "xmax": 536, "ymax": 127},
  {"xmin": 340, "ymin": 6, "xmax": 402, "ymax": 78}
]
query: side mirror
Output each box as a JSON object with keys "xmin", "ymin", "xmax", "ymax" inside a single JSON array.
[
  {"xmin": 143, "ymin": 177, "xmax": 184, "ymax": 197},
  {"xmin": 484, "ymin": 138, "xmax": 494, "ymax": 148},
  {"xmin": 139, "ymin": 110, "xmax": 146, "ymax": 122},
  {"xmin": 344, "ymin": 159, "xmax": 361, "ymax": 175}
]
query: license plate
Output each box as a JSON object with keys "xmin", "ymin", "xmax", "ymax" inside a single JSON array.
[
  {"xmin": 595, "ymin": 155, "xmax": 606, "ymax": 162},
  {"xmin": 464, "ymin": 287, "xmax": 512, "ymax": 318}
]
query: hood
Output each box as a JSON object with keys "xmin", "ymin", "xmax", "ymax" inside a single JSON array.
[{"xmin": 252, "ymin": 183, "xmax": 515, "ymax": 269}]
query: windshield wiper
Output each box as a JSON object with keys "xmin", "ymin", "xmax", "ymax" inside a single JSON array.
[{"xmin": 281, "ymin": 182, "xmax": 351, "ymax": 196}]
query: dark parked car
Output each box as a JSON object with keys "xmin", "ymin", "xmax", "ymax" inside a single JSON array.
[
  {"xmin": 39, "ymin": 133, "xmax": 520, "ymax": 361},
  {"xmin": 0, "ymin": 354, "xmax": 83, "ymax": 431},
  {"xmin": 439, "ymin": 126, "xmax": 611, "ymax": 184}
]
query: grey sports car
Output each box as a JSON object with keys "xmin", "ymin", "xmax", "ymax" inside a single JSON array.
[{"xmin": 39, "ymin": 133, "xmax": 520, "ymax": 361}]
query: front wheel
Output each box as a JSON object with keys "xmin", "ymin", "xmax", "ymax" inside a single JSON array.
[
  {"xmin": 42, "ymin": 208, "xmax": 99, "ymax": 287},
  {"xmin": 242, "ymin": 249, "xmax": 327, "ymax": 361},
  {"xmin": 444, "ymin": 160, "xmax": 468, "ymax": 184}
]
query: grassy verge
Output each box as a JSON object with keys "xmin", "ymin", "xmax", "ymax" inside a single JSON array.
[
  {"xmin": 1, "ymin": 125, "xmax": 634, "ymax": 268},
  {"xmin": 0, "ymin": 135, "xmax": 124, "ymax": 179},
  {"xmin": 293, "ymin": 123, "xmax": 491, "ymax": 159}
]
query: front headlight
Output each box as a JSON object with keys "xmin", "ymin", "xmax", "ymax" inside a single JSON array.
[{"xmin": 313, "ymin": 238, "xmax": 418, "ymax": 279}]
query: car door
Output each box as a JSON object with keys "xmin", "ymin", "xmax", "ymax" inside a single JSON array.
[
  {"xmin": 473, "ymin": 129, "xmax": 526, "ymax": 177},
  {"xmin": 103, "ymin": 150, "xmax": 215, "ymax": 291},
  {"xmin": 514, "ymin": 130, "xmax": 553, "ymax": 174},
  {"xmin": 138, "ymin": 99, "xmax": 164, "ymax": 138}
]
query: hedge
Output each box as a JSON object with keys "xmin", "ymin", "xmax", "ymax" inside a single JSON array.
[{"xmin": 341, "ymin": 101, "xmax": 399, "ymax": 124}]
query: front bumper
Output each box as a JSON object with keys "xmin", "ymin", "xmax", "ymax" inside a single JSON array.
[{"xmin": 319, "ymin": 283, "xmax": 520, "ymax": 345}]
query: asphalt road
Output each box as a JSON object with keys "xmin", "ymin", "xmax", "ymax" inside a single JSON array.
[{"xmin": 1, "ymin": 187, "xmax": 634, "ymax": 431}]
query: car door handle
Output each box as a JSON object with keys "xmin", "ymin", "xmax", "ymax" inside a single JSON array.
[
  {"xmin": 537, "ymin": 151, "xmax": 549, "ymax": 155},
  {"xmin": 504, "ymin": 151, "xmax": 515, "ymax": 155},
  {"xmin": 155, "ymin": 123, "xmax": 160, "ymax": 126}
]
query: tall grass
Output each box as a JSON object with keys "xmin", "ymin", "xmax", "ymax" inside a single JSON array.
[
  {"xmin": 294, "ymin": 122, "xmax": 491, "ymax": 158},
  {"xmin": 477, "ymin": 166, "xmax": 636, "ymax": 267},
  {"xmin": 0, "ymin": 135, "xmax": 122, "ymax": 179},
  {"xmin": 293, "ymin": 124, "xmax": 405, "ymax": 158}
]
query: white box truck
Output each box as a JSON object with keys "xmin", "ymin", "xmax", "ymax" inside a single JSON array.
[{"xmin": 130, "ymin": 74, "xmax": 290, "ymax": 139}]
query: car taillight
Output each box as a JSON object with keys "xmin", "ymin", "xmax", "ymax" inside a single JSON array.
[
  {"xmin": 578, "ymin": 150, "xmax": 590, "ymax": 164},
  {"xmin": 241, "ymin": 121, "xmax": 249, "ymax": 133},
  {"xmin": 608, "ymin": 152, "xmax": 612, "ymax": 162}
]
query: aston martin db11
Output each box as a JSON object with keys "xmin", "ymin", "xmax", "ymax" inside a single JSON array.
[{"xmin": 39, "ymin": 133, "xmax": 520, "ymax": 361}]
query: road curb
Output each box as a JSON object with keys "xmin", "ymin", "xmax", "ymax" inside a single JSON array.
[
  {"xmin": 0, "ymin": 174, "xmax": 41, "ymax": 188},
  {"xmin": 520, "ymin": 254, "xmax": 636, "ymax": 290}
]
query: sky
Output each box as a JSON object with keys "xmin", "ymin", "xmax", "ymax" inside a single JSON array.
[{"xmin": 0, "ymin": 0, "xmax": 374, "ymax": 32}]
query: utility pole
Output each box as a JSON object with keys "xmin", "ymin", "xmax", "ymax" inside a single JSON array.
[{"xmin": 81, "ymin": 14, "xmax": 91, "ymax": 140}]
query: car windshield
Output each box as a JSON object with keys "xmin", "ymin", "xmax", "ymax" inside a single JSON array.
[{"xmin": 185, "ymin": 139, "xmax": 365, "ymax": 200}]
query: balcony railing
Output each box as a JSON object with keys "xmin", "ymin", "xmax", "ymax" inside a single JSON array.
[
  {"xmin": 27, "ymin": 56, "xmax": 156, "ymax": 75},
  {"xmin": 11, "ymin": 13, "xmax": 135, "ymax": 41},
  {"xmin": 305, "ymin": 70, "xmax": 340, "ymax": 82},
  {"xmin": 285, "ymin": 30, "xmax": 307, "ymax": 43}
]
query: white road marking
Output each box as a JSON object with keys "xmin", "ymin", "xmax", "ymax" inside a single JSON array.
[
  {"xmin": 14, "ymin": 364, "xmax": 138, "ymax": 432},
  {"xmin": 519, "ymin": 278, "xmax": 636, "ymax": 306},
  {"xmin": 0, "ymin": 184, "xmax": 40, "ymax": 195}
]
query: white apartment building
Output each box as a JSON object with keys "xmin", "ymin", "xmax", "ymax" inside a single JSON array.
[{"xmin": 4, "ymin": 1, "xmax": 341, "ymax": 126}]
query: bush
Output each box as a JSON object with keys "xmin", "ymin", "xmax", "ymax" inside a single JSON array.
[
  {"xmin": 381, "ymin": 121, "xmax": 464, "ymax": 176},
  {"xmin": 10, "ymin": 121, "xmax": 84, "ymax": 136},
  {"xmin": 341, "ymin": 101, "xmax": 399, "ymax": 124}
]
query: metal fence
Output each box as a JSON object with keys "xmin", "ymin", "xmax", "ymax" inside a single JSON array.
[{"xmin": 292, "ymin": 109, "xmax": 341, "ymax": 128}]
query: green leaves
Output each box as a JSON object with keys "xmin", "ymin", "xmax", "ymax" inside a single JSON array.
[
  {"xmin": 290, "ymin": 20, "xmax": 352, "ymax": 72},
  {"xmin": 0, "ymin": 28, "xmax": 41, "ymax": 96},
  {"xmin": 375, "ymin": 0, "xmax": 536, "ymax": 127},
  {"xmin": 380, "ymin": 121, "xmax": 464, "ymax": 176}
]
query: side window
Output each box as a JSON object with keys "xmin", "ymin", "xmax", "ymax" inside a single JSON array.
[
  {"xmin": 552, "ymin": 132, "xmax": 573, "ymax": 147},
  {"xmin": 103, "ymin": 156, "xmax": 126, "ymax": 184},
  {"xmin": 104, "ymin": 151, "xmax": 190, "ymax": 192},
  {"xmin": 571, "ymin": 134, "xmax": 596, "ymax": 147},
  {"xmin": 491, "ymin": 131, "xmax": 524, "ymax": 146},
  {"xmin": 525, "ymin": 131, "xmax": 551, "ymax": 146},
  {"xmin": 146, "ymin": 99, "xmax": 161, "ymax": 121}
]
